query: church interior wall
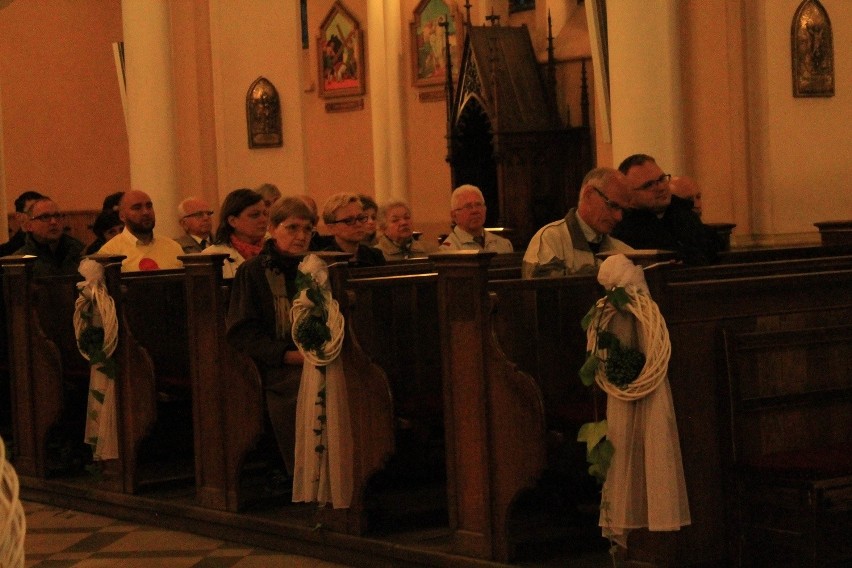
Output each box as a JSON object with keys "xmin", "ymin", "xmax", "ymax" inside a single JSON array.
[
  {"xmin": 0, "ymin": 0, "xmax": 129, "ymax": 215},
  {"xmin": 743, "ymin": 0, "xmax": 851, "ymax": 245},
  {"xmin": 1, "ymin": 0, "xmax": 850, "ymax": 249}
]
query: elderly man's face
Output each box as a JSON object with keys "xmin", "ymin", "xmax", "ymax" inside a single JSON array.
[
  {"xmin": 383, "ymin": 205, "xmax": 413, "ymax": 243},
  {"xmin": 451, "ymin": 191, "xmax": 486, "ymax": 235},
  {"xmin": 25, "ymin": 200, "xmax": 64, "ymax": 244},
  {"xmin": 579, "ymin": 175, "xmax": 630, "ymax": 235},
  {"xmin": 120, "ymin": 190, "xmax": 156, "ymax": 236},
  {"xmin": 625, "ymin": 160, "xmax": 672, "ymax": 214},
  {"xmin": 179, "ymin": 198, "xmax": 213, "ymax": 238}
]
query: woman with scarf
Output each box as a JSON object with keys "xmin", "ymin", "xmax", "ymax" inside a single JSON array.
[
  {"xmin": 226, "ymin": 196, "xmax": 317, "ymax": 481},
  {"xmin": 204, "ymin": 188, "xmax": 269, "ymax": 278}
]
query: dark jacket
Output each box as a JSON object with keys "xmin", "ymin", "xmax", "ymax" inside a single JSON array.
[
  {"xmin": 226, "ymin": 240, "xmax": 301, "ymax": 373},
  {"xmin": 611, "ymin": 195, "xmax": 721, "ymax": 265},
  {"xmin": 0, "ymin": 230, "xmax": 27, "ymax": 257},
  {"xmin": 321, "ymin": 240, "xmax": 386, "ymax": 267},
  {"xmin": 14, "ymin": 233, "xmax": 85, "ymax": 276}
]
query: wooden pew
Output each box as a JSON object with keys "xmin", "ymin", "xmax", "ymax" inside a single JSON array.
[
  {"xmin": 88, "ymin": 256, "xmax": 193, "ymax": 494},
  {"xmin": 317, "ymin": 257, "xmax": 395, "ymax": 534},
  {"xmin": 0, "ymin": 256, "xmax": 87, "ymax": 478},
  {"xmin": 430, "ymin": 249, "xmax": 852, "ymax": 565},
  {"xmin": 181, "ymin": 253, "xmax": 394, "ymax": 535},
  {"xmin": 642, "ymin": 256, "xmax": 852, "ymax": 567},
  {"xmin": 180, "ymin": 254, "xmax": 264, "ymax": 512}
]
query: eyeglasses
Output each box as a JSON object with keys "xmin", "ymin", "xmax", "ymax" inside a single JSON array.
[
  {"xmin": 281, "ymin": 223, "xmax": 316, "ymax": 236},
  {"xmin": 327, "ymin": 214, "xmax": 368, "ymax": 226},
  {"xmin": 30, "ymin": 212, "xmax": 65, "ymax": 222},
  {"xmin": 183, "ymin": 210, "xmax": 214, "ymax": 219},
  {"xmin": 452, "ymin": 202, "xmax": 485, "ymax": 213},
  {"xmin": 635, "ymin": 173, "xmax": 671, "ymax": 191},
  {"xmin": 591, "ymin": 187, "xmax": 625, "ymax": 213}
]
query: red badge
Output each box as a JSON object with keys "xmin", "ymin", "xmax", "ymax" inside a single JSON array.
[{"xmin": 138, "ymin": 258, "xmax": 160, "ymax": 271}]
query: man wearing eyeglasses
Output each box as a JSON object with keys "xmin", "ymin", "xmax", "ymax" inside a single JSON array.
[
  {"xmin": 522, "ymin": 168, "xmax": 633, "ymax": 278},
  {"xmin": 13, "ymin": 197, "xmax": 85, "ymax": 276},
  {"xmin": 0, "ymin": 190, "xmax": 45, "ymax": 257},
  {"xmin": 439, "ymin": 185, "xmax": 513, "ymax": 253},
  {"xmin": 611, "ymin": 154, "xmax": 720, "ymax": 264},
  {"xmin": 175, "ymin": 196, "xmax": 214, "ymax": 253},
  {"xmin": 320, "ymin": 192, "xmax": 385, "ymax": 267}
]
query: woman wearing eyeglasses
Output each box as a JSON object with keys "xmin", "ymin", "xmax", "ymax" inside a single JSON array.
[
  {"xmin": 204, "ymin": 188, "xmax": 269, "ymax": 278},
  {"xmin": 226, "ymin": 196, "xmax": 319, "ymax": 483},
  {"xmin": 319, "ymin": 193, "xmax": 385, "ymax": 267}
]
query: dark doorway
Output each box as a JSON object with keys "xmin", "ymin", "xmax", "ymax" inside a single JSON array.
[{"xmin": 451, "ymin": 98, "xmax": 500, "ymax": 227}]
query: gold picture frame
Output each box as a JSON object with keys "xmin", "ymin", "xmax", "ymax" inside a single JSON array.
[
  {"xmin": 317, "ymin": 1, "xmax": 366, "ymax": 99},
  {"xmin": 791, "ymin": 0, "xmax": 834, "ymax": 98},
  {"xmin": 246, "ymin": 77, "xmax": 282, "ymax": 148},
  {"xmin": 410, "ymin": 0, "xmax": 463, "ymax": 88}
]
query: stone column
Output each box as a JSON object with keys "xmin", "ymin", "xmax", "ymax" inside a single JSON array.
[
  {"xmin": 368, "ymin": 0, "xmax": 408, "ymax": 204},
  {"xmin": 122, "ymin": 0, "xmax": 181, "ymax": 237},
  {"xmin": 607, "ymin": 1, "xmax": 684, "ymax": 173}
]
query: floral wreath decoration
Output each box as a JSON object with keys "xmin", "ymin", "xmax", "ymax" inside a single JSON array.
[
  {"xmin": 290, "ymin": 255, "xmax": 345, "ymax": 460},
  {"xmin": 577, "ymin": 255, "xmax": 672, "ymax": 483},
  {"xmin": 73, "ymin": 259, "xmax": 120, "ymax": 459}
]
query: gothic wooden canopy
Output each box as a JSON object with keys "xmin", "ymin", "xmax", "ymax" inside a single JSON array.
[{"xmin": 446, "ymin": 24, "xmax": 592, "ymax": 247}]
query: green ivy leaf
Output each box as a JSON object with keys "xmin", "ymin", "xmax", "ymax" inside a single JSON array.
[
  {"xmin": 100, "ymin": 357, "xmax": 117, "ymax": 380},
  {"xmin": 580, "ymin": 305, "xmax": 598, "ymax": 331},
  {"xmin": 597, "ymin": 331, "xmax": 619, "ymax": 350},
  {"xmin": 579, "ymin": 353, "xmax": 598, "ymax": 386},
  {"xmin": 577, "ymin": 420, "xmax": 608, "ymax": 455},
  {"xmin": 606, "ymin": 287, "xmax": 631, "ymax": 310}
]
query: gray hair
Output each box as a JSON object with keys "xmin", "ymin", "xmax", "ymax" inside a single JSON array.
[
  {"xmin": 578, "ymin": 167, "xmax": 621, "ymax": 204},
  {"xmin": 177, "ymin": 196, "xmax": 204, "ymax": 217},
  {"xmin": 450, "ymin": 184, "xmax": 483, "ymax": 209},
  {"xmin": 377, "ymin": 200, "xmax": 411, "ymax": 230}
]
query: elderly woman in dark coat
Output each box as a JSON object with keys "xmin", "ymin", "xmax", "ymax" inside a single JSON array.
[{"xmin": 226, "ymin": 197, "xmax": 317, "ymax": 478}]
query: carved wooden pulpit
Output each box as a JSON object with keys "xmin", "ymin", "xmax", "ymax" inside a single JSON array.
[{"xmin": 446, "ymin": 24, "xmax": 593, "ymax": 247}]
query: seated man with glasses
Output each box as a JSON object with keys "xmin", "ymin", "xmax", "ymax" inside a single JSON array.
[
  {"xmin": 1, "ymin": 190, "xmax": 45, "ymax": 257},
  {"xmin": 320, "ymin": 192, "xmax": 385, "ymax": 267},
  {"xmin": 523, "ymin": 168, "xmax": 633, "ymax": 278},
  {"xmin": 175, "ymin": 196, "xmax": 214, "ymax": 253},
  {"xmin": 612, "ymin": 154, "xmax": 721, "ymax": 265},
  {"xmin": 439, "ymin": 184, "xmax": 513, "ymax": 253},
  {"xmin": 13, "ymin": 197, "xmax": 85, "ymax": 276}
]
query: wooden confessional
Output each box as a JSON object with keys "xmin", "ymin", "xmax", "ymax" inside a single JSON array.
[{"xmin": 446, "ymin": 22, "xmax": 593, "ymax": 247}]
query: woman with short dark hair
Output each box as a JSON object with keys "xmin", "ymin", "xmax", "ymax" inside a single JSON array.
[{"xmin": 204, "ymin": 188, "xmax": 268, "ymax": 278}]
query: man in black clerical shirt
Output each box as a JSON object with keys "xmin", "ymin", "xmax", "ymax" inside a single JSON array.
[{"xmin": 612, "ymin": 154, "xmax": 721, "ymax": 264}]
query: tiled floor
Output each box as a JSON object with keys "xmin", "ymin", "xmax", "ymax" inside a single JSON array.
[{"xmin": 23, "ymin": 501, "xmax": 353, "ymax": 567}]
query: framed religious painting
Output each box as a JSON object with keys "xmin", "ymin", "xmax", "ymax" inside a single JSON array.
[
  {"xmin": 410, "ymin": 0, "xmax": 464, "ymax": 88},
  {"xmin": 791, "ymin": 0, "xmax": 834, "ymax": 97},
  {"xmin": 509, "ymin": 0, "xmax": 535, "ymax": 14},
  {"xmin": 246, "ymin": 77, "xmax": 283, "ymax": 148},
  {"xmin": 317, "ymin": 1, "xmax": 366, "ymax": 98}
]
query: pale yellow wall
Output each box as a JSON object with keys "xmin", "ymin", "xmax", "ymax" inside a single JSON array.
[
  {"xmin": 743, "ymin": 0, "xmax": 852, "ymax": 243},
  {"xmin": 0, "ymin": 0, "xmax": 129, "ymax": 215},
  {"xmin": 207, "ymin": 0, "xmax": 308, "ymax": 204},
  {"xmin": 302, "ymin": 0, "xmax": 374, "ymax": 216}
]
